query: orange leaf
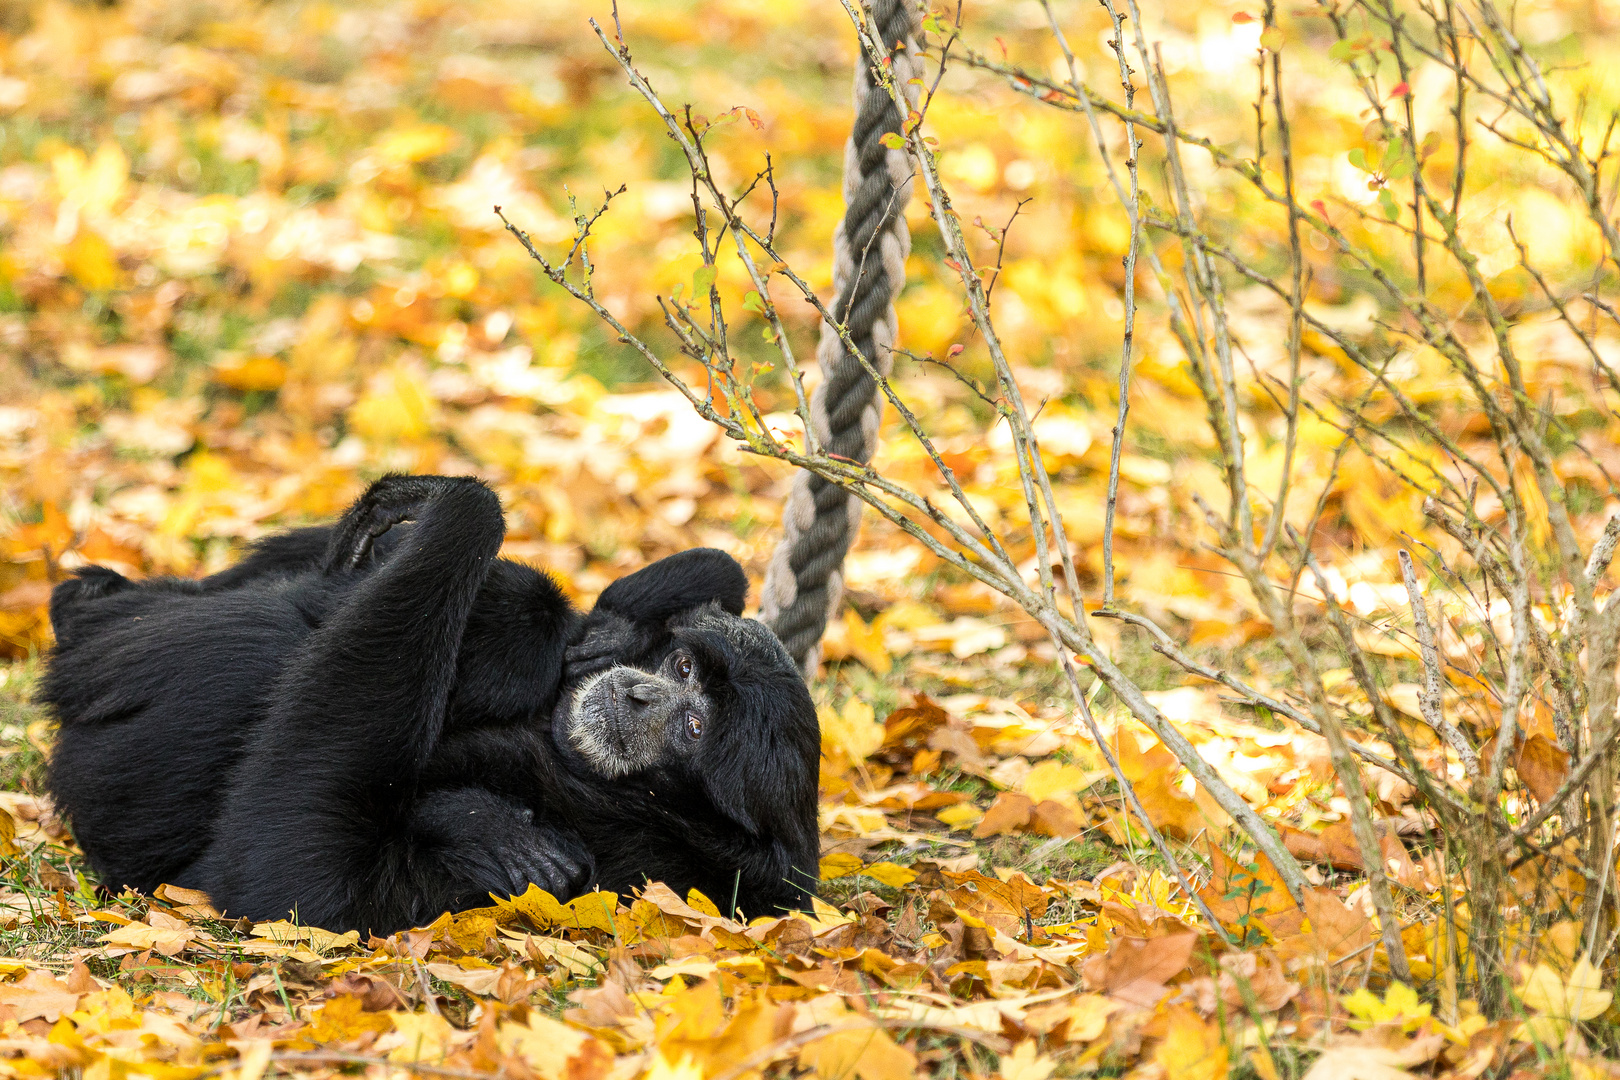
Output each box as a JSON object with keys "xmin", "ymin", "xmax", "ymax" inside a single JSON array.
[
  {"xmin": 973, "ymin": 792, "xmax": 1033, "ymax": 838},
  {"xmin": 1516, "ymin": 733, "xmax": 1569, "ymax": 805},
  {"xmin": 1029, "ymin": 799, "xmax": 1083, "ymax": 838},
  {"xmin": 1082, "ymin": 932, "xmax": 1198, "ymax": 1007},
  {"xmin": 1301, "ymin": 887, "xmax": 1374, "ymax": 961},
  {"xmin": 1115, "ymin": 734, "xmax": 1202, "ymax": 838}
]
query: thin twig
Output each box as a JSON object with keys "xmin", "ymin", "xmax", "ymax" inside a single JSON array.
[{"xmin": 1398, "ymin": 549, "xmax": 1479, "ymax": 779}]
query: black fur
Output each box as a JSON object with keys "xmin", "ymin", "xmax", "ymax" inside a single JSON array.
[{"xmin": 40, "ymin": 475, "xmax": 820, "ymax": 934}]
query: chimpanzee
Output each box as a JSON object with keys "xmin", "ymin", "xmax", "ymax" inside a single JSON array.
[{"xmin": 39, "ymin": 474, "xmax": 821, "ymax": 934}]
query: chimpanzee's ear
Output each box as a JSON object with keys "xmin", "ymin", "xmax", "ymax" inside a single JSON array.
[{"xmin": 594, "ymin": 548, "xmax": 747, "ymax": 622}]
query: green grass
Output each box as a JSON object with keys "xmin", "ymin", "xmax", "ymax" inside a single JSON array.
[{"xmin": 0, "ymin": 660, "xmax": 44, "ymax": 795}]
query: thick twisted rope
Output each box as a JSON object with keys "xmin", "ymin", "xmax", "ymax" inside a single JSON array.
[{"xmin": 759, "ymin": 0, "xmax": 922, "ymax": 673}]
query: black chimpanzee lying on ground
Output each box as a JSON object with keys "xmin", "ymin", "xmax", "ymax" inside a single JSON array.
[{"xmin": 38, "ymin": 475, "xmax": 821, "ymax": 934}]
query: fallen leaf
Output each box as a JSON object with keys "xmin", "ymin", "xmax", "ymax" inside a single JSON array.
[
  {"xmin": 998, "ymin": 1039, "xmax": 1058, "ymax": 1080},
  {"xmin": 798, "ymin": 1021, "xmax": 918, "ymax": 1080},
  {"xmin": 974, "ymin": 792, "xmax": 1034, "ymax": 838},
  {"xmin": 1081, "ymin": 932, "xmax": 1198, "ymax": 1006},
  {"xmin": 1302, "ymin": 1032, "xmax": 1445, "ymax": 1080},
  {"xmin": 492, "ymin": 885, "xmax": 620, "ymax": 933},
  {"xmin": 1153, "ymin": 1004, "xmax": 1228, "ymax": 1080},
  {"xmin": 0, "ymin": 970, "xmax": 80, "ymax": 1021},
  {"xmin": 1513, "ymin": 955, "xmax": 1612, "ymax": 1043}
]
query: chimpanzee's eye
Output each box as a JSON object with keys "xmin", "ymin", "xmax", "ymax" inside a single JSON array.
[
  {"xmin": 686, "ymin": 714, "xmax": 704, "ymax": 739},
  {"xmin": 674, "ymin": 654, "xmax": 694, "ymax": 680}
]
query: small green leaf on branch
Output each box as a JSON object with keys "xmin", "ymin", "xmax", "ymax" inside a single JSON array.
[{"xmin": 693, "ymin": 265, "xmax": 717, "ymax": 296}]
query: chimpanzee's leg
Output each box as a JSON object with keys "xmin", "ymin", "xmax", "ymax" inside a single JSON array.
[{"xmin": 191, "ymin": 475, "xmax": 584, "ymax": 933}]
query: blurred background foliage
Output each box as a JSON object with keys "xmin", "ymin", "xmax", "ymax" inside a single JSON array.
[{"xmin": 0, "ymin": 0, "xmax": 1618, "ymax": 670}]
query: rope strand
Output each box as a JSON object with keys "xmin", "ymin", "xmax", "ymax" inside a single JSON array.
[{"xmin": 759, "ymin": 0, "xmax": 921, "ymax": 673}]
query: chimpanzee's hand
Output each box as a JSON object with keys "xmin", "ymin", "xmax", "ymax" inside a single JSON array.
[
  {"xmin": 414, "ymin": 788, "xmax": 596, "ymax": 903},
  {"xmin": 485, "ymin": 821, "xmax": 595, "ymax": 901},
  {"xmin": 323, "ymin": 475, "xmax": 483, "ymax": 574},
  {"xmin": 564, "ymin": 611, "xmax": 654, "ymax": 681}
]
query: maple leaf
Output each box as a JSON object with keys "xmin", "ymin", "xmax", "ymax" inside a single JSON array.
[
  {"xmin": 1513, "ymin": 956, "xmax": 1613, "ymax": 1044},
  {"xmin": 0, "ymin": 971, "xmax": 80, "ymax": 1023},
  {"xmin": 1343, "ymin": 981, "xmax": 1430, "ymax": 1032},
  {"xmin": 1081, "ymin": 932, "xmax": 1198, "ymax": 1007},
  {"xmin": 798, "ymin": 1020, "xmax": 917, "ymax": 1080},
  {"xmin": 1153, "ymin": 1005, "xmax": 1229, "ymax": 1080},
  {"xmin": 974, "ymin": 791, "xmax": 1034, "ymax": 837},
  {"xmin": 820, "ymin": 698, "xmax": 884, "ymax": 764},
  {"xmin": 998, "ymin": 1040, "xmax": 1058, "ymax": 1080}
]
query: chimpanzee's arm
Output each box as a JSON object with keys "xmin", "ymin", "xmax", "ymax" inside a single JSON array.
[
  {"xmin": 566, "ymin": 548, "xmax": 749, "ymax": 678},
  {"xmin": 594, "ymin": 548, "xmax": 747, "ymax": 620},
  {"xmin": 193, "ymin": 476, "xmax": 587, "ymax": 933},
  {"xmin": 198, "ymin": 526, "xmax": 335, "ymax": 590}
]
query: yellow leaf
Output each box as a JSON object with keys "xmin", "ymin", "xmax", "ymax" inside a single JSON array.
[
  {"xmin": 1301, "ymin": 1039, "xmax": 1436, "ymax": 1080},
  {"xmin": 374, "ymin": 123, "xmax": 458, "ymax": 164},
  {"xmin": 820, "ymin": 697, "xmax": 883, "ymax": 763},
  {"xmin": 999, "ymin": 1040, "xmax": 1057, "ymax": 1080},
  {"xmin": 798, "ymin": 1021, "xmax": 917, "ymax": 1080},
  {"xmin": 936, "ymin": 803, "xmax": 985, "ymax": 830},
  {"xmin": 1020, "ymin": 761, "xmax": 1088, "ymax": 804},
  {"xmin": 862, "ymin": 862, "xmax": 917, "ymax": 888},
  {"xmin": 504, "ymin": 933, "xmax": 599, "ymax": 978},
  {"xmin": 872, "ymin": 600, "xmax": 942, "ymax": 633},
  {"xmin": 841, "ymin": 608, "xmax": 891, "ymax": 674},
  {"xmin": 213, "ymin": 355, "xmax": 288, "ymax": 392},
  {"xmin": 912, "ymin": 616, "xmax": 1007, "ymax": 658},
  {"xmin": 491, "ymin": 884, "xmax": 619, "ymax": 933},
  {"xmin": 1057, "ymin": 995, "xmax": 1120, "ymax": 1043},
  {"xmin": 383, "ymin": 1011, "xmax": 459, "ymax": 1063},
  {"xmin": 62, "ymin": 228, "xmax": 120, "ymax": 291},
  {"xmin": 230, "ymin": 1039, "xmax": 273, "ymax": 1080},
  {"xmin": 1342, "ymin": 981, "xmax": 1431, "ymax": 1032},
  {"xmin": 249, "ymin": 920, "xmax": 360, "ymax": 954},
  {"xmin": 100, "ymin": 921, "xmax": 196, "ymax": 957},
  {"xmin": 51, "ymin": 141, "xmax": 128, "ymax": 214},
  {"xmin": 1512, "ymin": 956, "xmax": 1612, "ymax": 1043},
  {"xmin": 348, "ymin": 367, "xmax": 434, "ymax": 443},
  {"xmin": 819, "ymin": 852, "xmax": 864, "ymax": 880},
  {"xmin": 497, "ymin": 1012, "xmax": 612, "ymax": 1080},
  {"xmin": 1153, "ymin": 1005, "xmax": 1228, "ymax": 1080},
  {"xmin": 643, "ymin": 1053, "xmax": 706, "ymax": 1080},
  {"xmin": 441, "ymin": 260, "xmax": 479, "ymax": 298},
  {"xmin": 300, "ymin": 996, "xmax": 392, "ymax": 1044},
  {"xmin": 684, "ymin": 889, "xmax": 722, "ymax": 917}
]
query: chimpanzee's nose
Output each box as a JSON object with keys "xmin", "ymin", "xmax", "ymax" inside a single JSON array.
[{"xmin": 622, "ymin": 676, "xmax": 659, "ymax": 711}]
